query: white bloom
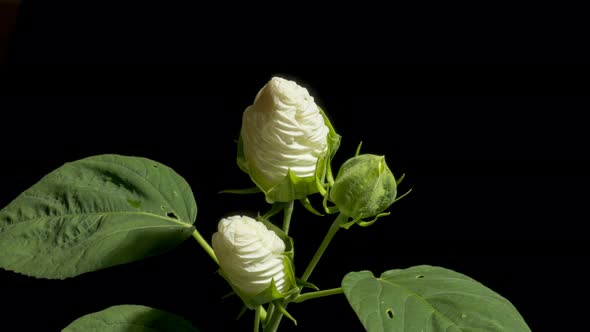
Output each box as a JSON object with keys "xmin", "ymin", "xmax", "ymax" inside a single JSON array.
[
  {"xmin": 212, "ymin": 215, "xmax": 290, "ymax": 297},
  {"xmin": 241, "ymin": 77, "xmax": 330, "ymax": 190}
]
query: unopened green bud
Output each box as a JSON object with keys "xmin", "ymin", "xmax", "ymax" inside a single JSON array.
[{"xmin": 330, "ymin": 154, "xmax": 397, "ymax": 221}]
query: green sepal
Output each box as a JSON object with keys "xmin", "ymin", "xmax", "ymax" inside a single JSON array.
[
  {"xmin": 275, "ymin": 301, "xmax": 298, "ymax": 326},
  {"xmin": 248, "ymin": 278, "xmax": 287, "ymax": 309},
  {"xmin": 322, "ymin": 185, "xmax": 340, "ymax": 215},
  {"xmin": 336, "ymin": 179, "xmax": 411, "ymax": 229},
  {"xmin": 257, "ymin": 216, "xmax": 295, "ymax": 265},
  {"xmin": 299, "ymin": 197, "xmax": 324, "ymax": 216},
  {"xmin": 217, "ymin": 263, "xmax": 296, "ymax": 310},
  {"xmin": 236, "ymin": 130, "xmax": 249, "ymax": 174},
  {"xmin": 357, "ymin": 212, "xmax": 390, "ymax": 227},
  {"xmin": 354, "ymin": 141, "xmax": 363, "ymax": 157},
  {"xmin": 295, "ymin": 278, "xmax": 320, "ymax": 291},
  {"xmin": 315, "ymin": 107, "xmax": 341, "ymax": 190},
  {"xmin": 396, "ymin": 173, "xmax": 406, "ymax": 186},
  {"xmin": 394, "ymin": 187, "xmax": 413, "ymax": 203},
  {"xmin": 236, "ymin": 305, "xmax": 248, "ymax": 320},
  {"xmin": 339, "ymin": 215, "xmax": 357, "ymax": 230},
  {"xmin": 220, "ymin": 187, "xmax": 262, "ymax": 194},
  {"xmin": 260, "ymin": 203, "xmax": 286, "ymax": 220},
  {"xmin": 264, "ymin": 169, "xmax": 319, "ymax": 203},
  {"xmin": 221, "ymin": 290, "xmax": 236, "ymax": 299},
  {"xmin": 340, "ymin": 212, "xmax": 393, "ymax": 229}
]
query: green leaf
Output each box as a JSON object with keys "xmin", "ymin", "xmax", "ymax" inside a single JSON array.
[
  {"xmin": 342, "ymin": 265, "xmax": 531, "ymax": 332},
  {"xmin": 0, "ymin": 154, "xmax": 197, "ymax": 279},
  {"xmin": 62, "ymin": 304, "xmax": 199, "ymax": 332}
]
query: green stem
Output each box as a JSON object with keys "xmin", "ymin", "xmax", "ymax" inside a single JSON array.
[
  {"xmin": 254, "ymin": 306, "xmax": 261, "ymax": 332},
  {"xmin": 264, "ymin": 303, "xmax": 274, "ymax": 325},
  {"xmin": 293, "ymin": 288, "xmax": 343, "ymax": 303},
  {"xmin": 265, "ymin": 213, "xmax": 347, "ymax": 332},
  {"xmin": 263, "ymin": 201, "xmax": 295, "ymax": 332},
  {"xmin": 301, "ymin": 213, "xmax": 347, "ymax": 281},
  {"xmin": 192, "ymin": 228, "xmax": 219, "ymax": 265},
  {"xmin": 264, "ymin": 301, "xmax": 284, "ymax": 332},
  {"xmin": 282, "ymin": 200, "xmax": 294, "ymax": 235}
]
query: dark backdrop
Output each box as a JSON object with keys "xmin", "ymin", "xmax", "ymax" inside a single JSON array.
[{"xmin": 1, "ymin": 3, "xmax": 589, "ymax": 332}]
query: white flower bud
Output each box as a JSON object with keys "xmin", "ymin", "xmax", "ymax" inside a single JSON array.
[
  {"xmin": 241, "ymin": 77, "xmax": 330, "ymax": 193},
  {"xmin": 212, "ymin": 215, "xmax": 291, "ymax": 298}
]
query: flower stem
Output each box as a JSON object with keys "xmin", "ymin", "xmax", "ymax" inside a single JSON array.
[
  {"xmin": 192, "ymin": 228, "xmax": 219, "ymax": 266},
  {"xmin": 293, "ymin": 287, "xmax": 343, "ymax": 303},
  {"xmin": 254, "ymin": 306, "xmax": 261, "ymax": 332},
  {"xmin": 264, "ymin": 213, "xmax": 347, "ymax": 332},
  {"xmin": 264, "ymin": 301, "xmax": 284, "ymax": 332},
  {"xmin": 282, "ymin": 200, "xmax": 294, "ymax": 235},
  {"xmin": 301, "ymin": 213, "xmax": 347, "ymax": 281}
]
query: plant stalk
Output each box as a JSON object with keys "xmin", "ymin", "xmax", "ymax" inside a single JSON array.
[
  {"xmin": 265, "ymin": 213, "xmax": 347, "ymax": 331},
  {"xmin": 301, "ymin": 213, "xmax": 347, "ymax": 281},
  {"xmin": 192, "ymin": 228, "xmax": 219, "ymax": 265},
  {"xmin": 254, "ymin": 306, "xmax": 261, "ymax": 332},
  {"xmin": 293, "ymin": 288, "xmax": 343, "ymax": 303}
]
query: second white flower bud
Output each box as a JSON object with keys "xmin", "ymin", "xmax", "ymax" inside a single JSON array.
[{"xmin": 212, "ymin": 215, "xmax": 292, "ymax": 302}]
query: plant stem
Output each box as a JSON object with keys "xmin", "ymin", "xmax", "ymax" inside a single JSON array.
[
  {"xmin": 293, "ymin": 288, "xmax": 343, "ymax": 303},
  {"xmin": 264, "ymin": 301, "xmax": 284, "ymax": 332},
  {"xmin": 192, "ymin": 228, "xmax": 219, "ymax": 265},
  {"xmin": 265, "ymin": 303, "xmax": 274, "ymax": 324},
  {"xmin": 254, "ymin": 306, "xmax": 261, "ymax": 332},
  {"xmin": 262, "ymin": 201, "xmax": 295, "ymax": 332},
  {"xmin": 282, "ymin": 200, "xmax": 294, "ymax": 235},
  {"xmin": 265, "ymin": 213, "xmax": 347, "ymax": 332},
  {"xmin": 301, "ymin": 213, "xmax": 347, "ymax": 281}
]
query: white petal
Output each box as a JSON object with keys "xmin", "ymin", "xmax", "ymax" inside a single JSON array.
[
  {"xmin": 242, "ymin": 77, "xmax": 329, "ymax": 189},
  {"xmin": 212, "ymin": 215, "xmax": 290, "ymax": 297}
]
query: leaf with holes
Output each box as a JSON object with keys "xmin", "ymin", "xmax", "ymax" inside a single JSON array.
[
  {"xmin": 0, "ymin": 154, "xmax": 197, "ymax": 279},
  {"xmin": 63, "ymin": 304, "xmax": 200, "ymax": 331},
  {"xmin": 342, "ymin": 265, "xmax": 530, "ymax": 332}
]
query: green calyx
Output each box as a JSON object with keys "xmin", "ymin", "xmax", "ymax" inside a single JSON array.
[
  {"xmin": 236, "ymin": 107, "xmax": 340, "ymax": 204},
  {"xmin": 329, "ymin": 154, "xmax": 398, "ymax": 226}
]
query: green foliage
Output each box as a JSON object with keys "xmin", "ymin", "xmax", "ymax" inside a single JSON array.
[
  {"xmin": 62, "ymin": 305, "xmax": 199, "ymax": 332},
  {"xmin": 342, "ymin": 265, "xmax": 531, "ymax": 332},
  {"xmin": 0, "ymin": 155, "xmax": 197, "ymax": 279}
]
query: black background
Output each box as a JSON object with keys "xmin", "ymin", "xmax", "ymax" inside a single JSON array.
[{"xmin": 1, "ymin": 3, "xmax": 589, "ymax": 331}]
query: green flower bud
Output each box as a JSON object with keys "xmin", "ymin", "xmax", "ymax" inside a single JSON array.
[
  {"xmin": 237, "ymin": 77, "xmax": 340, "ymax": 203},
  {"xmin": 330, "ymin": 154, "xmax": 397, "ymax": 222},
  {"xmin": 212, "ymin": 215, "xmax": 296, "ymax": 307}
]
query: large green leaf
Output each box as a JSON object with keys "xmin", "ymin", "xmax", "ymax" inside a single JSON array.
[
  {"xmin": 342, "ymin": 265, "xmax": 530, "ymax": 332},
  {"xmin": 62, "ymin": 304, "xmax": 199, "ymax": 332},
  {"xmin": 0, "ymin": 155, "xmax": 197, "ymax": 279}
]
